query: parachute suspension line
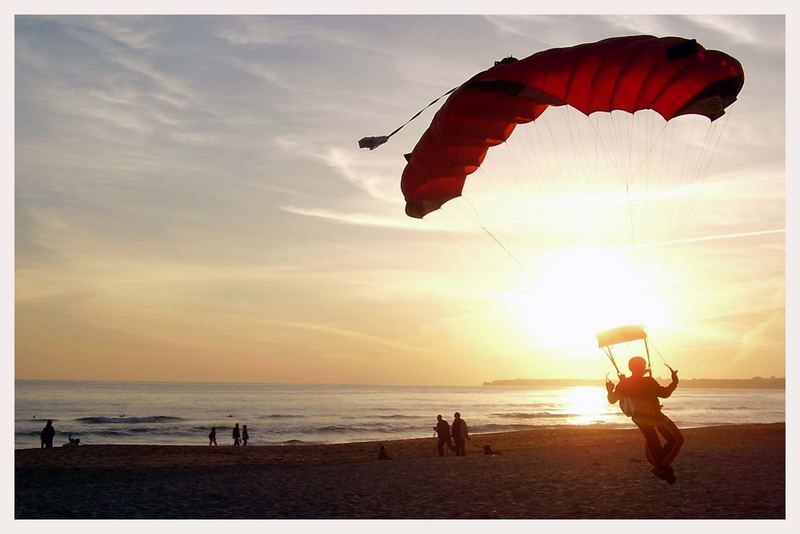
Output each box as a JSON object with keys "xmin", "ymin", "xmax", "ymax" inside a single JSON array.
[
  {"xmin": 623, "ymin": 120, "xmax": 669, "ymax": 251},
  {"xmin": 667, "ymin": 118, "xmax": 713, "ymax": 246},
  {"xmin": 357, "ymin": 86, "xmax": 459, "ymax": 150},
  {"xmin": 500, "ymin": 130, "xmax": 539, "ymax": 253},
  {"xmin": 462, "ymin": 196, "xmax": 532, "ymax": 276},
  {"xmin": 565, "ymin": 106, "xmax": 589, "ymax": 191},
  {"xmin": 423, "ymin": 215, "xmax": 507, "ymax": 275},
  {"xmin": 470, "ymin": 137, "xmax": 531, "ymax": 262},
  {"xmin": 505, "ymin": 128, "xmax": 549, "ymax": 256},
  {"xmin": 604, "ymin": 346, "xmax": 622, "ymax": 376},
  {"xmin": 672, "ymin": 112, "xmax": 731, "ymax": 247},
  {"xmin": 516, "ymin": 118, "xmax": 548, "ymax": 207},
  {"xmin": 626, "ymin": 183, "xmax": 636, "ymax": 246},
  {"xmin": 650, "ymin": 342, "xmax": 674, "ymax": 372},
  {"xmin": 587, "ymin": 114, "xmax": 626, "ymax": 184},
  {"xmin": 671, "ymin": 119, "xmax": 717, "ymax": 243},
  {"xmin": 669, "ymin": 116, "xmax": 699, "ymax": 243}
]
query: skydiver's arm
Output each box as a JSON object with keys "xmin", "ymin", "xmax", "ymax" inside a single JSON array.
[
  {"xmin": 606, "ymin": 379, "xmax": 621, "ymax": 404},
  {"xmin": 655, "ymin": 370, "xmax": 679, "ymax": 398}
]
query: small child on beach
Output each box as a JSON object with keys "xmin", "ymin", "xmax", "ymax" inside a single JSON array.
[{"xmin": 209, "ymin": 427, "xmax": 217, "ymax": 446}]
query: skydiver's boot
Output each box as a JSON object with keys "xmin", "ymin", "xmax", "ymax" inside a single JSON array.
[{"xmin": 651, "ymin": 465, "xmax": 676, "ymax": 484}]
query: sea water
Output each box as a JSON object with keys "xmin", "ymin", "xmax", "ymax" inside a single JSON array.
[{"xmin": 15, "ymin": 381, "xmax": 785, "ymax": 449}]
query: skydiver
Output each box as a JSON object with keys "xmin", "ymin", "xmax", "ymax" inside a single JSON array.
[{"xmin": 606, "ymin": 356, "xmax": 683, "ymax": 484}]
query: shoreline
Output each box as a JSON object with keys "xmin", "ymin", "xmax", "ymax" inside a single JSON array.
[
  {"xmin": 15, "ymin": 422, "xmax": 785, "ymax": 519},
  {"xmin": 13, "ymin": 419, "xmax": 786, "ymax": 451}
]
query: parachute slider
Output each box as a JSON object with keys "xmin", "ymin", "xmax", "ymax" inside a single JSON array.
[
  {"xmin": 596, "ymin": 324, "xmax": 647, "ymax": 349},
  {"xmin": 358, "ymin": 135, "xmax": 390, "ymax": 150}
]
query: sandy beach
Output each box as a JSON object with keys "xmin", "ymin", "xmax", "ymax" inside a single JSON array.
[{"xmin": 15, "ymin": 422, "xmax": 784, "ymax": 519}]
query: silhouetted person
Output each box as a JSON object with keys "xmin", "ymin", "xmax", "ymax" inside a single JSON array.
[
  {"xmin": 232, "ymin": 423, "xmax": 241, "ymax": 446},
  {"xmin": 378, "ymin": 445, "xmax": 390, "ymax": 460},
  {"xmin": 209, "ymin": 427, "xmax": 217, "ymax": 446},
  {"xmin": 483, "ymin": 444, "xmax": 501, "ymax": 455},
  {"xmin": 434, "ymin": 414, "xmax": 455, "ymax": 457},
  {"xmin": 607, "ymin": 356, "xmax": 683, "ymax": 484},
  {"xmin": 40, "ymin": 420, "xmax": 55, "ymax": 448},
  {"xmin": 242, "ymin": 425, "xmax": 249, "ymax": 446},
  {"xmin": 452, "ymin": 412, "xmax": 470, "ymax": 456}
]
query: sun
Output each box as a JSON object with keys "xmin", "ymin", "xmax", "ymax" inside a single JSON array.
[{"xmin": 506, "ymin": 247, "xmax": 674, "ymax": 355}]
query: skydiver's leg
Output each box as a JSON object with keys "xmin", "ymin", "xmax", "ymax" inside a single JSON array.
[
  {"xmin": 655, "ymin": 414, "xmax": 684, "ymax": 468},
  {"xmin": 634, "ymin": 419, "xmax": 664, "ymax": 468}
]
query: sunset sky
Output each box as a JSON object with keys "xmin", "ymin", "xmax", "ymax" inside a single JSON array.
[{"xmin": 14, "ymin": 14, "xmax": 785, "ymax": 385}]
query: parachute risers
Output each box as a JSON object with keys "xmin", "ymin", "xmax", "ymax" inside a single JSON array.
[
  {"xmin": 595, "ymin": 324, "xmax": 652, "ymax": 377},
  {"xmin": 394, "ymin": 35, "xmax": 744, "ymax": 219}
]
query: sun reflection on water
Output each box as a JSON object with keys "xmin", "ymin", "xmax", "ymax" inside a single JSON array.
[{"xmin": 561, "ymin": 386, "xmax": 613, "ymax": 425}]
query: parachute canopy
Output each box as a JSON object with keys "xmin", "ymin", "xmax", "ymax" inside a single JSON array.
[
  {"xmin": 401, "ymin": 35, "xmax": 745, "ymax": 219},
  {"xmin": 596, "ymin": 324, "xmax": 648, "ymax": 349}
]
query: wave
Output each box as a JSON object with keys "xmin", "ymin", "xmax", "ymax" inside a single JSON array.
[
  {"xmin": 491, "ymin": 412, "xmax": 575, "ymax": 419},
  {"xmin": 471, "ymin": 423, "xmax": 540, "ymax": 432},
  {"xmin": 74, "ymin": 416, "xmax": 185, "ymax": 424},
  {"xmin": 314, "ymin": 424, "xmax": 421, "ymax": 434}
]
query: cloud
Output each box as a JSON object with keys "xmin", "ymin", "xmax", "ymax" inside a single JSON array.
[
  {"xmin": 264, "ymin": 319, "xmax": 432, "ymax": 355},
  {"xmin": 280, "ymin": 205, "xmax": 415, "ymax": 229},
  {"xmin": 686, "ymin": 15, "xmax": 785, "ymax": 50},
  {"xmin": 86, "ymin": 17, "xmax": 169, "ymax": 50}
]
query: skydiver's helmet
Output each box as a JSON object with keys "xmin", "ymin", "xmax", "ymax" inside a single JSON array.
[{"xmin": 628, "ymin": 356, "xmax": 648, "ymax": 375}]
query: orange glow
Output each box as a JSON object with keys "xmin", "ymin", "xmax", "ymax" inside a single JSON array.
[{"xmin": 506, "ymin": 247, "xmax": 674, "ymax": 356}]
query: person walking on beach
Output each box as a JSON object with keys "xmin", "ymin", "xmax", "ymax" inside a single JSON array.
[
  {"xmin": 232, "ymin": 423, "xmax": 241, "ymax": 446},
  {"xmin": 434, "ymin": 414, "xmax": 455, "ymax": 457},
  {"xmin": 40, "ymin": 420, "xmax": 55, "ymax": 448},
  {"xmin": 452, "ymin": 412, "xmax": 470, "ymax": 456},
  {"xmin": 242, "ymin": 425, "xmax": 249, "ymax": 446},
  {"xmin": 208, "ymin": 426, "xmax": 217, "ymax": 446},
  {"xmin": 606, "ymin": 356, "xmax": 683, "ymax": 484}
]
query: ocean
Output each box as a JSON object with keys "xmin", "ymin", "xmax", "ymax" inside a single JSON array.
[{"xmin": 15, "ymin": 380, "xmax": 785, "ymax": 449}]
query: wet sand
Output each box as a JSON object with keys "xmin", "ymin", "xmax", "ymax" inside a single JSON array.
[{"xmin": 15, "ymin": 422, "xmax": 784, "ymax": 519}]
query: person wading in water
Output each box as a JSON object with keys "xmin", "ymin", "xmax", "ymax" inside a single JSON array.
[{"xmin": 606, "ymin": 356, "xmax": 683, "ymax": 484}]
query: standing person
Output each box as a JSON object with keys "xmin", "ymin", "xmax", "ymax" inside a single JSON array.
[
  {"xmin": 208, "ymin": 426, "xmax": 217, "ymax": 446},
  {"xmin": 40, "ymin": 420, "xmax": 55, "ymax": 449},
  {"xmin": 232, "ymin": 423, "xmax": 241, "ymax": 446},
  {"xmin": 434, "ymin": 414, "xmax": 455, "ymax": 457},
  {"xmin": 452, "ymin": 412, "xmax": 470, "ymax": 456},
  {"xmin": 606, "ymin": 356, "xmax": 683, "ymax": 484},
  {"xmin": 242, "ymin": 425, "xmax": 249, "ymax": 446}
]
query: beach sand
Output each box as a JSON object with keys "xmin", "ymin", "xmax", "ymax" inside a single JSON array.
[{"xmin": 15, "ymin": 422, "xmax": 784, "ymax": 519}]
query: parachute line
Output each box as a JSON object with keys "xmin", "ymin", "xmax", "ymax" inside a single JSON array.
[{"xmin": 357, "ymin": 86, "xmax": 459, "ymax": 150}]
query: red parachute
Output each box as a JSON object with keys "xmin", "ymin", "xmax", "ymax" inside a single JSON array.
[{"xmin": 396, "ymin": 36, "xmax": 744, "ymax": 219}]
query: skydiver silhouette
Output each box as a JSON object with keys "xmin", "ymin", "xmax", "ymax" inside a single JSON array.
[{"xmin": 606, "ymin": 356, "xmax": 683, "ymax": 484}]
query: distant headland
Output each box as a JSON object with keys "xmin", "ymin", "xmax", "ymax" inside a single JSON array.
[{"xmin": 483, "ymin": 377, "xmax": 785, "ymax": 389}]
